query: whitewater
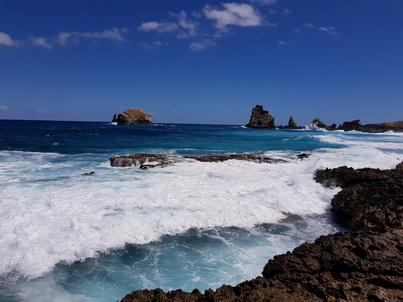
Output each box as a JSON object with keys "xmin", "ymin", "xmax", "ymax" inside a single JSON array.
[{"xmin": 0, "ymin": 120, "xmax": 402, "ymax": 302}]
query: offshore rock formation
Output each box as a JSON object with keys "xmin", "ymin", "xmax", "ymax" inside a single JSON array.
[
  {"xmin": 245, "ymin": 105, "xmax": 275, "ymax": 129},
  {"xmin": 120, "ymin": 163, "xmax": 403, "ymax": 302},
  {"xmin": 338, "ymin": 120, "xmax": 403, "ymax": 133},
  {"xmin": 287, "ymin": 116, "xmax": 298, "ymax": 129},
  {"xmin": 109, "ymin": 153, "xmax": 287, "ymax": 169},
  {"xmin": 112, "ymin": 108, "xmax": 152, "ymax": 125}
]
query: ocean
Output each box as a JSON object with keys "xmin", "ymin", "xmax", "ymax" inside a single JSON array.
[{"xmin": 0, "ymin": 120, "xmax": 402, "ymax": 302}]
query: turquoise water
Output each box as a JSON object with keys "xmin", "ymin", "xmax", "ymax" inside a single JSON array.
[{"xmin": 0, "ymin": 120, "xmax": 402, "ymax": 301}]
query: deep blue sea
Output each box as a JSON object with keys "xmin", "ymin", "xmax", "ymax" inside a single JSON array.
[{"xmin": 1, "ymin": 120, "xmax": 402, "ymax": 302}]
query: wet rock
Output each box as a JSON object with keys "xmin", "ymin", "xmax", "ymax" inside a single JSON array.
[
  {"xmin": 245, "ymin": 105, "xmax": 275, "ymax": 129},
  {"xmin": 109, "ymin": 154, "xmax": 182, "ymax": 169},
  {"xmin": 296, "ymin": 153, "xmax": 310, "ymax": 160},
  {"xmin": 315, "ymin": 164, "xmax": 403, "ymax": 231},
  {"xmin": 110, "ymin": 153, "xmax": 288, "ymax": 168},
  {"xmin": 112, "ymin": 108, "xmax": 152, "ymax": 125},
  {"xmin": 82, "ymin": 171, "xmax": 95, "ymax": 176}
]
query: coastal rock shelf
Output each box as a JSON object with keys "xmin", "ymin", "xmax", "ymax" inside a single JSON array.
[
  {"xmin": 120, "ymin": 163, "xmax": 403, "ymax": 302},
  {"xmin": 109, "ymin": 153, "xmax": 288, "ymax": 169}
]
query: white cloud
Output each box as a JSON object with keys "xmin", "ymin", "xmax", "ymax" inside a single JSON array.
[
  {"xmin": 318, "ymin": 26, "xmax": 338, "ymax": 35},
  {"xmin": 56, "ymin": 28, "xmax": 129, "ymax": 46},
  {"xmin": 277, "ymin": 40, "xmax": 286, "ymax": 45},
  {"xmin": 204, "ymin": 3, "xmax": 263, "ymax": 33},
  {"xmin": 30, "ymin": 37, "xmax": 52, "ymax": 49},
  {"xmin": 250, "ymin": 0, "xmax": 278, "ymax": 5},
  {"xmin": 189, "ymin": 39, "xmax": 216, "ymax": 51},
  {"xmin": 0, "ymin": 105, "xmax": 10, "ymax": 111},
  {"xmin": 177, "ymin": 11, "xmax": 198, "ymax": 38},
  {"xmin": 304, "ymin": 23, "xmax": 314, "ymax": 29},
  {"xmin": 0, "ymin": 32, "xmax": 21, "ymax": 47},
  {"xmin": 138, "ymin": 21, "xmax": 178, "ymax": 33}
]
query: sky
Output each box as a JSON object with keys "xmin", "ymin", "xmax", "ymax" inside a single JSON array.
[{"xmin": 0, "ymin": 0, "xmax": 402, "ymax": 125}]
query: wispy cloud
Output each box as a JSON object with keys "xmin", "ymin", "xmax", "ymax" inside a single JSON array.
[
  {"xmin": 203, "ymin": 3, "xmax": 263, "ymax": 33},
  {"xmin": 318, "ymin": 26, "xmax": 338, "ymax": 36},
  {"xmin": 138, "ymin": 11, "xmax": 198, "ymax": 39},
  {"xmin": 304, "ymin": 23, "xmax": 314, "ymax": 29},
  {"xmin": 250, "ymin": 0, "xmax": 278, "ymax": 5},
  {"xmin": 0, "ymin": 32, "xmax": 21, "ymax": 47},
  {"xmin": 30, "ymin": 37, "xmax": 53, "ymax": 49},
  {"xmin": 56, "ymin": 28, "xmax": 129, "ymax": 46},
  {"xmin": 137, "ymin": 22, "xmax": 179, "ymax": 33},
  {"xmin": 0, "ymin": 105, "xmax": 10, "ymax": 111},
  {"xmin": 189, "ymin": 39, "xmax": 216, "ymax": 51}
]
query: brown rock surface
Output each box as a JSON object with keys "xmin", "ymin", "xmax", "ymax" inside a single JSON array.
[
  {"xmin": 112, "ymin": 108, "xmax": 152, "ymax": 125},
  {"xmin": 315, "ymin": 163, "xmax": 403, "ymax": 231},
  {"xmin": 109, "ymin": 153, "xmax": 287, "ymax": 169},
  {"xmin": 245, "ymin": 105, "xmax": 275, "ymax": 129}
]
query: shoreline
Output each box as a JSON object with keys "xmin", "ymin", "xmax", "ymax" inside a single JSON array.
[{"xmin": 120, "ymin": 163, "xmax": 403, "ymax": 301}]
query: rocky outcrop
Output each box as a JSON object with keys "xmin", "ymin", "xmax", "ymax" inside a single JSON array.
[
  {"xmin": 315, "ymin": 164, "xmax": 403, "ymax": 232},
  {"xmin": 245, "ymin": 105, "xmax": 275, "ymax": 129},
  {"xmin": 119, "ymin": 164, "xmax": 403, "ymax": 302},
  {"xmin": 337, "ymin": 120, "xmax": 403, "ymax": 133},
  {"xmin": 287, "ymin": 116, "xmax": 298, "ymax": 129},
  {"xmin": 109, "ymin": 153, "xmax": 287, "ymax": 169},
  {"xmin": 112, "ymin": 108, "xmax": 152, "ymax": 125}
]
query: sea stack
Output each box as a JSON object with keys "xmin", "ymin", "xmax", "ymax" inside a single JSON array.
[
  {"xmin": 288, "ymin": 116, "xmax": 298, "ymax": 129},
  {"xmin": 246, "ymin": 105, "xmax": 275, "ymax": 129},
  {"xmin": 112, "ymin": 108, "xmax": 152, "ymax": 125}
]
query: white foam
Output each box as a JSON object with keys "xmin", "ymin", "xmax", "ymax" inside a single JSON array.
[{"xmin": 0, "ymin": 132, "xmax": 402, "ymax": 280}]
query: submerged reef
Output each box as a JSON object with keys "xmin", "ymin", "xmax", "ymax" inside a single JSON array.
[{"xmin": 120, "ymin": 163, "xmax": 403, "ymax": 302}]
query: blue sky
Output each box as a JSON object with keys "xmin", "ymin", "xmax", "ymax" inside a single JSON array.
[{"xmin": 1, "ymin": 0, "xmax": 402, "ymax": 125}]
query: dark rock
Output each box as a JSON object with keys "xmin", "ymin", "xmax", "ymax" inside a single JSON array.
[
  {"xmin": 315, "ymin": 164, "xmax": 403, "ymax": 231},
  {"xmin": 288, "ymin": 117, "xmax": 298, "ymax": 129},
  {"xmin": 311, "ymin": 118, "xmax": 327, "ymax": 128},
  {"xmin": 296, "ymin": 153, "xmax": 310, "ymax": 160},
  {"xmin": 82, "ymin": 171, "xmax": 95, "ymax": 176},
  {"xmin": 109, "ymin": 154, "xmax": 181, "ymax": 169},
  {"xmin": 245, "ymin": 105, "xmax": 275, "ymax": 129},
  {"xmin": 339, "ymin": 119, "xmax": 361, "ymax": 131},
  {"xmin": 337, "ymin": 120, "xmax": 403, "ymax": 133},
  {"xmin": 110, "ymin": 153, "xmax": 288, "ymax": 168},
  {"xmin": 112, "ymin": 108, "xmax": 152, "ymax": 125}
]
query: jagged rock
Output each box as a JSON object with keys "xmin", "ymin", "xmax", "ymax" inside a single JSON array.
[
  {"xmin": 109, "ymin": 153, "xmax": 288, "ymax": 169},
  {"xmin": 296, "ymin": 153, "xmax": 310, "ymax": 160},
  {"xmin": 119, "ymin": 164, "xmax": 403, "ymax": 302},
  {"xmin": 287, "ymin": 116, "xmax": 298, "ymax": 129},
  {"xmin": 246, "ymin": 105, "xmax": 275, "ymax": 129},
  {"xmin": 315, "ymin": 163, "xmax": 403, "ymax": 231},
  {"xmin": 311, "ymin": 118, "xmax": 327, "ymax": 128},
  {"xmin": 112, "ymin": 108, "xmax": 152, "ymax": 125},
  {"xmin": 339, "ymin": 119, "xmax": 361, "ymax": 131},
  {"xmin": 82, "ymin": 171, "xmax": 95, "ymax": 176},
  {"xmin": 338, "ymin": 120, "xmax": 403, "ymax": 133},
  {"xmin": 109, "ymin": 154, "xmax": 182, "ymax": 169}
]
